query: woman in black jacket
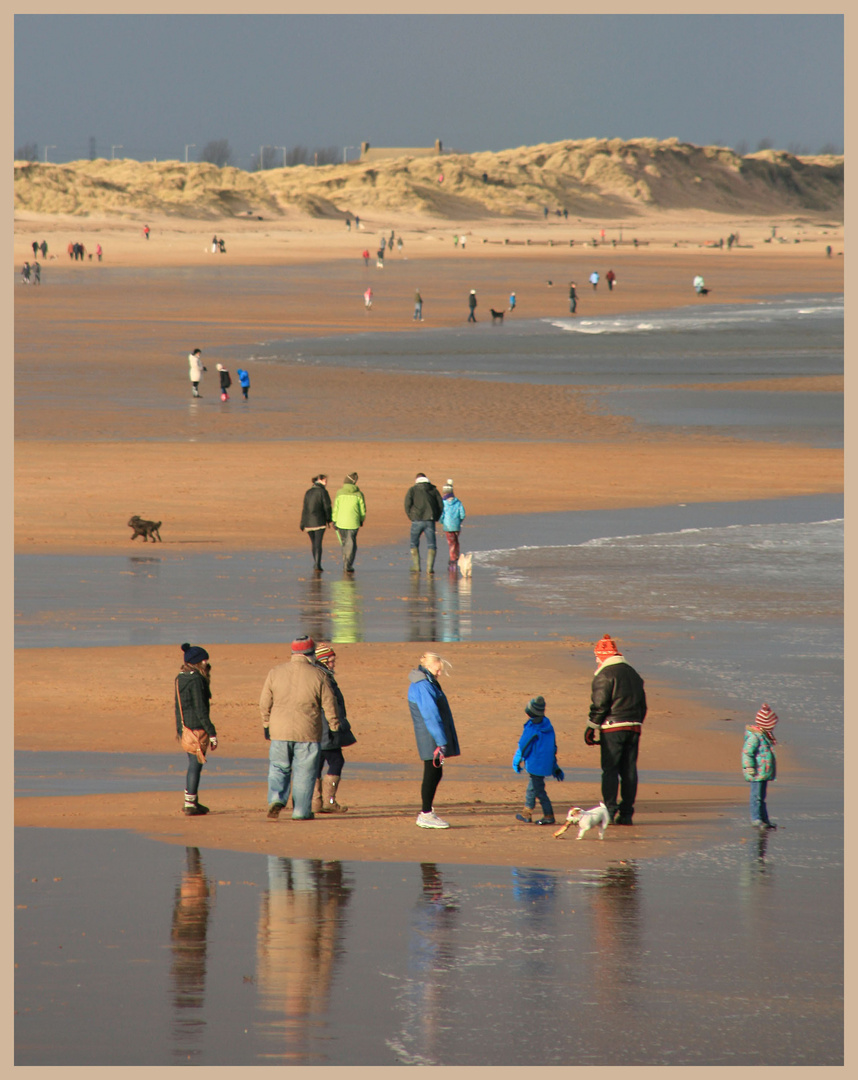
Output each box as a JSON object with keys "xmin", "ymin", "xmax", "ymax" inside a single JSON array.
[
  {"xmin": 175, "ymin": 643, "xmax": 218, "ymax": 815},
  {"xmin": 300, "ymin": 474, "xmax": 332, "ymax": 571},
  {"xmin": 311, "ymin": 643, "xmax": 358, "ymax": 813}
]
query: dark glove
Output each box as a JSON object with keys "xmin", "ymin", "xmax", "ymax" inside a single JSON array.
[
  {"xmin": 553, "ymin": 766, "xmax": 565, "ymax": 781},
  {"xmin": 263, "ymin": 727, "xmax": 270, "ymax": 741},
  {"xmin": 433, "ymin": 746, "xmax": 446, "ymax": 767},
  {"xmin": 584, "ymin": 727, "xmax": 600, "ymax": 746}
]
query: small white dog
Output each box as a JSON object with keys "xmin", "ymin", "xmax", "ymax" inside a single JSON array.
[
  {"xmin": 554, "ymin": 802, "xmax": 611, "ymax": 840},
  {"xmin": 457, "ymin": 552, "xmax": 473, "ymax": 578}
]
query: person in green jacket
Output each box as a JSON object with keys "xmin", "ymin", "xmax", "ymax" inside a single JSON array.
[{"xmin": 332, "ymin": 472, "xmax": 366, "ymax": 573}]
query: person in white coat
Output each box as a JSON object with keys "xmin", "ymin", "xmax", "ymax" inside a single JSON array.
[{"xmin": 188, "ymin": 348, "xmax": 206, "ymax": 397}]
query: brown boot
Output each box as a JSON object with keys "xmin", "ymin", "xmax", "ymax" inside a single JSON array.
[
  {"xmin": 515, "ymin": 807, "xmax": 533, "ymax": 823},
  {"xmin": 311, "ymin": 779, "xmax": 323, "ymax": 815},
  {"xmin": 320, "ymin": 775, "xmax": 348, "ymax": 813}
]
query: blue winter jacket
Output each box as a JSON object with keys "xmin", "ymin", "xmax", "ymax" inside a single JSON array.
[
  {"xmin": 441, "ymin": 495, "xmax": 466, "ymax": 533},
  {"xmin": 512, "ymin": 716, "xmax": 557, "ymax": 777},
  {"xmin": 408, "ymin": 667, "xmax": 461, "ymax": 761}
]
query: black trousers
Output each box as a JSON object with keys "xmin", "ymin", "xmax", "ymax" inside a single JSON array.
[
  {"xmin": 421, "ymin": 758, "xmax": 443, "ymax": 813},
  {"xmin": 308, "ymin": 528, "xmax": 325, "ymax": 569},
  {"xmin": 600, "ymin": 729, "xmax": 640, "ymax": 821}
]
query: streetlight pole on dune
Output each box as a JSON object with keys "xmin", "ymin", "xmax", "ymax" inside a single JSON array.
[
  {"xmin": 111, "ymin": 145, "xmax": 123, "ymax": 160},
  {"xmin": 185, "ymin": 144, "xmax": 196, "ymax": 164},
  {"xmin": 44, "ymin": 145, "xmax": 56, "ymax": 163}
]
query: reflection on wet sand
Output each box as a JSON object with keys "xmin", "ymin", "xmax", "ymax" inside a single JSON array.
[
  {"xmin": 169, "ymin": 847, "xmax": 214, "ymax": 1061},
  {"xmin": 255, "ymin": 857, "xmax": 353, "ymax": 1061},
  {"xmin": 407, "ymin": 573, "xmax": 473, "ymax": 644},
  {"xmin": 390, "ymin": 863, "xmax": 460, "ymax": 1065},
  {"xmin": 590, "ymin": 863, "xmax": 642, "ymax": 1008},
  {"xmin": 300, "ymin": 573, "xmax": 332, "ymax": 643},
  {"xmin": 330, "ymin": 577, "xmax": 363, "ymax": 643}
]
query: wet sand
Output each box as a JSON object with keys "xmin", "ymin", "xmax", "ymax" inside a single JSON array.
[{"xmin": 14, "ymin": 210, "xmax": 843, "ymax": 869}]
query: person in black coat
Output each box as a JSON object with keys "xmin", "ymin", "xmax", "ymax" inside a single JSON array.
[
  {"xmin": 311, "ymin": 643, "xmax": 357, "ymax": 813},
  {"xmin": 404, "ymin": 472, "xmax": 444, "ymax": 574},
  {"xmin": 300, "ymin": 475, "xmax": 332, "ymax": 571}
]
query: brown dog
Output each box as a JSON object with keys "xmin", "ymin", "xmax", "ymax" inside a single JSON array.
[{"xmin": 128, "ymin": 515, "xmax": 162, "ymax": 542}]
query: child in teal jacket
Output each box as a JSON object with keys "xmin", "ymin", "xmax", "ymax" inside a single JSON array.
[{"xmin": 742, "ymin": 703, "xmax": 778, "ymax": 829}]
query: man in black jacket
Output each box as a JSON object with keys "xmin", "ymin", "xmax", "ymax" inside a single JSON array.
[
  {"xmin": 299, "ymin": 475, "xmax": 332, "ymax": 572},
  {"xmin": 585, "ymin": 634, "xmax": 647, "ymax": 825},
  {"xmin": 404, "ymin": 472, "xmax": 444, "ymax": 573}
]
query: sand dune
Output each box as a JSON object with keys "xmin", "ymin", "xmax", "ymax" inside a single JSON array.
[{"xmin": 14, "ymin": 137, "xmax": 843, "ymax": 221}]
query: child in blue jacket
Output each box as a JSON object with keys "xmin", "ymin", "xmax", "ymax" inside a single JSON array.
[
  {"xmin": 513, "ymin": 696, "xmax": 564, "ymax": 825},
  {"xmin": 236, "ymin": 367, "xmax": 250, "ymax": 400},
  {"xmin": 440, "ymin": 480, "xmax": 466, "ymax": 567}
]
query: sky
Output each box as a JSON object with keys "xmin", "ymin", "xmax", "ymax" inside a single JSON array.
[{"xmin": 14, "ymin": 14, "xmax": 844, "ymax": 166}]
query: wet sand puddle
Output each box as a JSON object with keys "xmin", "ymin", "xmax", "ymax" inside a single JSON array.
[{"xmin": 15, "ymin": 814, "xmax": 841, "ymax": 1066}]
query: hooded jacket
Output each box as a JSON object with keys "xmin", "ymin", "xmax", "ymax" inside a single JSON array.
[
  {"xmin": 175, "ymin": 669, "xmax": 216, "ymax": 738},
  {"xmin": 260, "ymin": 654, "xmax": 339, "ymax": 742},
  {"xmin": 512, "ymin": 715, "xmax": 557, "ymax": 776},
  {"xmin": 742, "ymin": 726, "xmax": 777, "ymax": 782},
  {"xmin": 440, "ymin": 495, "xmax": 466, "ymax": 533},
  {"xmin": 587, "ymin": 654, "xmax": 647, "ymax": 732},
  {"xmin": 404, "ymin": 478, "xmax": 443, "ymax": 522},
  {"xmin": 332, "ymin": 482, "xmax": 366, "ymax": 530},
  {"xmin": 407, "ymin": 666, "xmax": 461, "ymax": 760}
]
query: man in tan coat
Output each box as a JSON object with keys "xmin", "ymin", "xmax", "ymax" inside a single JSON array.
[{"xmin": 260, "ymin": 635, "xmax": 339, "ymax": 820}]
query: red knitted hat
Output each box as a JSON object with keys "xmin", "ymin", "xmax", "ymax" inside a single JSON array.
[
  {"xmin": 755, "ymin": 703, "xmax": 778, "ymax": 729},
  {"xmin": 594, "ymin": 634, "xmax": 619, "ymax": 661},
  {"xmin": 291, "ymin": 635, "xmax": 316, "ymax": 655}
]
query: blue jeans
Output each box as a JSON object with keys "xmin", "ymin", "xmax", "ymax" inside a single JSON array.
[
  {"xmin": 414, "ymin": 302, "xmax": 423, "ymax": 320},
  {"xmin": 749, "ymin": 780, "xmax": 771, "ymax": 824},
  {"xmin": 525, "ymin": 773, "xmax": 553, "ymax": 817},
  {"xmin": 410, "ymin": 519, "xmax": 437, "ymax": 551},
  {"xmin": 185, "ymin": 754, "xmax": 203, "ymax": 795},
  {"xmin": 268, "ymin": 741, "xmax": 320, "ymax": 818}
]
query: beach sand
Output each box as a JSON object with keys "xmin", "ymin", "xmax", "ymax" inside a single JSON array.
[{"xmin": 14, "ymin": 210, "xmax": 843, "ymax": 870}]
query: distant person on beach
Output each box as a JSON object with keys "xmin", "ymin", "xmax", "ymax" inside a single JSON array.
[
  {"xmin": 300, "ymin": 474, "xmax": 332, "ymax": 572},
  {"xmin": 364, "ymin": 287, "xmax": 373, "ymax": 310},
  {"xmin": 216, "ymin": 363, "xmax": 231, "ymax": 400},
  {"xmin": 345, "ymin": 217, "xmax": 351, "ymax": 231},
  {"xmin": 188, "ymin": 348, "xmax": 206, "ymax": 397},
  {"xmin": 742, "ymin": 704, "xmax": 779, "ymax": 829},
  {"xmin": 606, "ymin": 269, "xmax": 616, "ymax": 291},
  {"xmin": 414, "ymin": 289, "xmax": 423, "ymax": 321},
  {"xmin": 362, "ymin": 249, "xmax": 370, "ymax": 266},
  {"xmin": 407, "ymin": 651, "xmax": 460, "ymax": 829},
  {"xmin": 32, "ymin": 261, "xmax": 40, "ymax": 285},
  {"xmin": 211, "ymin": 235, "xmax": 218, "ymax": 254},
  {"xmin": 397, "ymin": 237, "xmax": 403, "ymax": 254},
  {"xmin": 440, "ymin": 480, "xmax": 466, "ymax": 568},
  {"xmin": 143, "ymin": 225, "xmax": 150, "ymax": 240},
  {"xmin": 376, "ymin": 249, "xmax": 384, "ymax": 269},
  {"xmin": 32, "ymin": 241, "xmax": 38, "ymax": 257},
  {"xmin": 589, "ymin": 271, "xmax": 599, "ymax": 290},
  {"xmin": 513, "ymin": 695, "xmax": 563, "ymax": 825},
  {"xmin": 95, "ymin": 243, "xmax": 103, "ymax": 262},
  {"xmin": 460, "ymin": 235, "xmax": 466, "ymax": 250},
  {"xmin": 236, "ymin": 367, "xmax": 250, "ymax": 399},
  {"xmin": 174, "ymin": 642, "xmax": 218, "ymax": 816},
  {"xmin": 355, "ymin": 216, "xmax": 360, "ymax": 229},
  {"xmin": 311, "ymin": 643, "xmax": 357, "ymax": 813},
  {"xmin": 584, "ymin": 634, "xmax": 647, "ymax": 825},
  {"xmin": 218, "ymin": 238, "xmax": 226, "ymax": 254},
  {"xmin": 332, "ymin": 472, "xmax": 366, "ymax": 574},
  {"xmin": 405, "ymin": 472, "xmax": 444, "ymax": 574},
  {"xmin": 40, "ymin": 240, "xmax": 47, "ymax": 258},
  {"xmin": 67, "ymin": 242, "xmax": 74, "ymax": 260},
  {"xmin": 569, "ymin": 281, "xmax": 577, "ymax": 314},
  {"xmin": 826, "ymin": 245, "xmax": 832, "ymax": 257},
  {"xmin": 260, "ymin": 635, "xmax": 339, "ymax": 821},
  {"xmin": 509, "ymin": 291, "xmax": 516, "ymax": 312},
  {"xmin": 468, "ymin": 289, "xmax": 477, "ymax": 322},
  {"xmin": 693, "ymin": 274, "xmax": 708, "ymax": 296},
  {"xmin": 21, "ymin": 262, "xmax": 30, "ymax": 284}
]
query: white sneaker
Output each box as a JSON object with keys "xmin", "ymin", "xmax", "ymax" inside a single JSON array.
[{"xmin": 416, "ymin": 810, "xmax": 449, "ymax": 829}]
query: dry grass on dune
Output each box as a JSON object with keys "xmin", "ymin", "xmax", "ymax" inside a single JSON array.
[{"xmin": 14, "ymin": 137, "xmax": 843, "ymax": 221}]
